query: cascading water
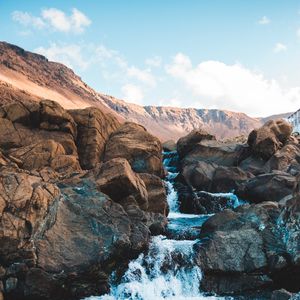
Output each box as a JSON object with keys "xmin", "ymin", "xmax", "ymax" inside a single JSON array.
[{"xmin": 86, "ymin": 151, "xmax": 242, "ymax": 300}]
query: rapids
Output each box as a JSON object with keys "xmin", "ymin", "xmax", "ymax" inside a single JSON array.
[{"xmin": 85, "ymin": 151, "xmax": 245, "ymax": 300}]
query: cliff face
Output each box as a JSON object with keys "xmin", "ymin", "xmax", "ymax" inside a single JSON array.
[{"xmin": 0, "ymin": 41, "xmax": 282, "ymax": 141}]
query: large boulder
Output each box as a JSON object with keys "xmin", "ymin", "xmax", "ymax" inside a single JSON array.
[
  {"xmin": 7, "ymin": 140, "xmax": 81, "ymax": 175},
  {"xmin": 0, "ymin": 102, "xmax": 78, "ymax": 156},
  {"xmin": 182, "ymin": 140, "xmax": 246, "ymax": 168},
  {"xmin": 248, "ymin": 119, "xmax": 293, "ymax": 160},
  {"xmin": 181, "ymin": 161, "xmax": 253, "ymax": 193},
  {"xmin": 195, "ymin": 199, "xmax": 300, "ymax": 295},
  {"xmin": 181, "ymin": 161, "xmax": 217, "ymax": 191},
  {"xmin": 236, "ymin": 171, "xmax": 296, "ymax": 203},
  {"xmin": 69, "ymin": 107, "xmax": 120, "ymax": 170},
  {"xmin": 95, "ymin": 158, "xmax": 148, "ymax": 210},
  {"xmin": 210, "ymin": 166, "xmax": 254, "ymax": 193},
  {"xmin": 104, "ymin": 122, "xmax": 164, "ymax": 177},
  {"xmin": 39, "ymin": 100, "xmax": 77, "ymax": 138},
  {"xmin": 139, "ymin": 173, "xmax": 168, "ymax": 216},
  {"xmin": 0, "ymin": 168, "xmax": 61, "ymax": 264},
  {"xmin": 177, "ymin": 129, "xmax": 216, "ymax": 158},
  {"xmin": 0, "ymin": 167, "xmax": 166, "ymax": 300},
  {"xmin": 264, "ymin": 143, "xmax": 300, "ymax": 175}
]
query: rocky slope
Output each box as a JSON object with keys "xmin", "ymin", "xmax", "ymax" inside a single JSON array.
[
  {"xmin": 0, "ymin": 41, "xmax": 285, "ymax": 141},
  {"xmin": 173, "ymin": 119, "xmax": 300, "ymax": 295},
  {"xmin": 0, "ymin": 99, "xmax": 168, "ymax": 300}
]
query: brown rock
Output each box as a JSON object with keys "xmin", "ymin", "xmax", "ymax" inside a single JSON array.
[
  {"xmin": 139, "ymin": 173, "xmax": 168, "ymax": 215},
  {"xmin": 40, "ymin": 100, "xmax": 77, "ymax": 138},
  {"xmin": 182, "ymin": 140, "xmax": 245, "ymax": 167},
  {"xmin": 70, "ymin": 107, "xmax": 120, "ymax": 170},
  {"xmin": 264, "ymin": 143, "xmax": 300, "ymax": 175},
  {"xmin": 7, "ymin": 140, "xmax": 81, "ymax": 175},
  {"xmin": 0, "ymin": 168, "xmax": 60, "ymax": 262},
  {"xmin": 162, "ymin": 140, "xmax": 177, "ymax": 152},
  {"xmin": 177, "ymin": 129, "xmax": 216, "ymax": 158},
  {"xmin": 104, "ymin": 122, "xmax": 164, "ymax": 177},
  {"xmin": 248, "ymin": 119, "xmax": 293, "ymax": 160},
  {"xmin": 236, "ymin": 171, "xmax": 296, "ymax": 203},
  {"xmin": 96, "ymin": 158, "xmax": 148, "ymax": 210}
]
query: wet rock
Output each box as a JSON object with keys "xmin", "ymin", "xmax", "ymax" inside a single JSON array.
[
  {"xmin": 69, "ymin": 107, "xmax": 120, "ymax": 170},
  {"xmin": 195, "ymin": 197, "xmax": 300, "ymax": 295},
  {"xmin": 181, "ymin": 161, "xmax": 217, "ymax": 191},
  {"xmin": 96, "ymin": 158, "xmax": 148, "ymax": 210},
  {"xmin": 5, "ymin": 277, "xmax": 18, "ymax": 293},
  {"xmin": 271, "ymin": 289, "xmax": 293, "ymax": 300},
  {"xmin": 104, "ymin": 122, "xmax": 164, "ymax": 177},
  {"xmin": 236, "ymin": 171, "xmax": 296, "ymax": 203},
  {"xmin": 177, "ymin": 129, "xmax": 216, "ymax": 158},
  {"xmin": 180, "ymin": 191, "xmax": 239, "ymax": 214}
]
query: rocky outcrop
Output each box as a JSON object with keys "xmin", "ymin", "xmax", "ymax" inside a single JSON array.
[
  {"xmin": 104, "ymin": 122, "xmax": 164, "ymax": 177},
  {"xmin": 7, "ymin": 140, "xmax": 81, "ymax": 174},
  {"xmin": 195, "ymin": 198, "xmax": 300, "ymax": 295},
  {"xmin": 70, "ymin": 107, "xmax": 120, "ymax": 170},
  {"xmin": 96, "ymin": 158, "xmax": 148, "ymax": 210},
  {"xmin": 177, "ymin": 129, "xmax": 216, "ymax": 158},
  {"xmin": 0, "ymin": 99, "xmax": 168, "ymax": 300},
  {"xmin": 248, "ymin": 119, "xmax": 293, "ymax": 160},
  {"xmin": 236, "ymin": 171, "xmax": 296, "ymax": 203},
  {"xmin": 175, "ymin": 119, "xmax": 299, "ymax": 211}
]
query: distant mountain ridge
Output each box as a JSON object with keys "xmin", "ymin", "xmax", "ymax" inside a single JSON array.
[{"xmin": 0, "ymin": 41, "xmax": 289, "ymax": 140}]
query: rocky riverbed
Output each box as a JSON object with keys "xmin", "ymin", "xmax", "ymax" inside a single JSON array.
[{"xmin": 0, "ymin": 99, "xmax": 299, "ymax": 299}]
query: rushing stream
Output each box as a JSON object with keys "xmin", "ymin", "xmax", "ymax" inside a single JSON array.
[{"xmin": 86, "ymin": 151, "xmax": 244, "ymax": 300}]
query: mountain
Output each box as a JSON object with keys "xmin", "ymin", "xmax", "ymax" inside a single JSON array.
[{"xmin": 0, "ymin": 41, "xmax": 285, "ymax": 140}]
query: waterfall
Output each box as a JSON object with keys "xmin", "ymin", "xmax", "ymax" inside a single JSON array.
[{"xmin": 85, "ymin": 151, "xmax": 238, "ymax": 300}]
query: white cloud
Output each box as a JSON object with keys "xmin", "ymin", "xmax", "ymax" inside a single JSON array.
[
  {"xmin": 258, "ymin": 16, "xmax": 271, "ymax": 25},
  {"xmin": 273, "ymin": 43, "xmax": 287, "ymax": 53},
  {"xmin": 145, "ymin": 56, "xmax": 162, "ymax": 67},
  {"xmin": 166, "ymin": 53, "xmax": 300, "ymax": 116},
  {"xmin": 12, "ymin": 11, "xmax": 45, "ymax": 29},
  {"xmin": 127, "ymin": 66, "xmax": 156, "ymax": 86},
  {"xmin": 12, "ymin": 8, "xmax": 91, "ymax": 33},
  {"xmin": 35, "ymin": 43, "xmax": 89, "ymax": 69},
  {"xmin": 121, "ymin": 84, "xmax": 144, "ymax": 104}
]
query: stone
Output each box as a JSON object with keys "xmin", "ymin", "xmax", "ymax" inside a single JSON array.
[
  {"xmin": 139, "ymin": 173, "xmax": 168, "ymax": 215},
  {"xmin": 104, "ymin": 122, "xmax": 164, "ymax": 177},
  {"xmin": 236, "ymin": 171, "xmax": 296, "ymax": 203},
  {"xmin": 96, "ymin": 158, "xmax": 148, "ymax": 210},
  {"xmin": 7, "ymin": 139, "xmax": 81, "ymax": 175},
  {"xmin": 248, "ymin": 119, "xmax": 293, "ymax": 160},
  {"xmin": 70, "ymin": 107, "xmax": 120, "ymax": 170},
  {"xmin": 177, "ymin": 129, "xmax": 216, "ymax": 158}
]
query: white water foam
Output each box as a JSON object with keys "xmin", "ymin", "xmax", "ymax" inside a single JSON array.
[{"xmin": 90, "ymin": 236, "xmax": 224, "ymax": 300}]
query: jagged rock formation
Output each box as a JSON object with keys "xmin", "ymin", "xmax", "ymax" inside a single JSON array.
[
  {"xmin": 0, "ymin": 41, "xmax": 287, "ymax": 141},
  {"xmin": 0, "ymin": 99, "xmax": 168, "ymax": 300},
  {"xmin": 174, "ymin": 119, "xmax": 300, "ymax": 295}
]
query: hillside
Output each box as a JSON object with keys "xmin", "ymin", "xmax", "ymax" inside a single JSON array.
[{"xmin": 0, "ymin": 41, "xmax": 284, "ymax": 140}]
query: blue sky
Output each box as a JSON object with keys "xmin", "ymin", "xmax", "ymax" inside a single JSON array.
[{"xmin": 1, "ymin": 0, "xmax": 300, "ymax": 116}]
